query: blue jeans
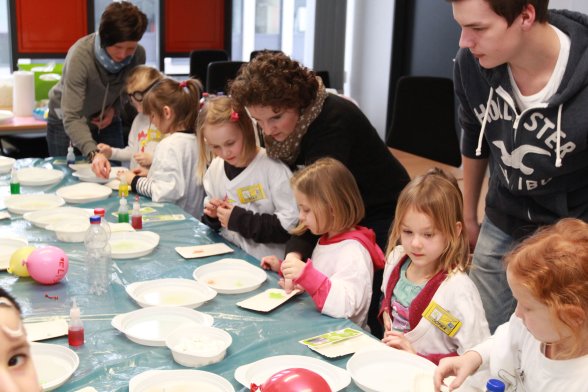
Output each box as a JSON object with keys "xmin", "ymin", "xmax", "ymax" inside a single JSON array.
[
  {"xmin": 469, "ymin": 217, "xmax": 517, "ymax": 333},
  {"xmin": 46, "ymin": 115, "xmax": 124, "ymax": 158}
]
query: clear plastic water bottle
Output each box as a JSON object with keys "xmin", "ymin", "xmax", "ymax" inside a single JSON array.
[
  {"xmin": 84, "ymin": 215, "xmax": 112, "ymax": 295},
  {"xmin": 93, "ymin": 208, "xmax": 111, "ymax": 239},
  {"xmin": 486, "ymin": 379, "xmax": 506, "ymax": 392}
]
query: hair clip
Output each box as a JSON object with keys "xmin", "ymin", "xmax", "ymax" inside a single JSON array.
[
  {"xmin": 179, "ymin": 80, "xmax": 188, "ymax": 88},
  {"xmin": 230, "ymin": 110, "xmax": 239, "ymax": 122}
]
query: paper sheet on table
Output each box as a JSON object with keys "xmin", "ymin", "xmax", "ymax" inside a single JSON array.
[
  {"xmin": 175, "ymin": 243, "xmax": 233, "ymax": 259},
  {"xmin": 24, "ymin": 319, "xmax": 68, "ymax": 342},
  {"xmin": 299, "ymin": 327, "xmax": 385, "ymax": 358},
  {"xmin": 237, "ymin": 288, "xmax": 300, "ymax": 312}
]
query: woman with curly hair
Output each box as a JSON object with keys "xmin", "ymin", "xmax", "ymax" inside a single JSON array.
[{"xmin": 230, "ymin": 51, "xmax": 410, "ymax": 336}]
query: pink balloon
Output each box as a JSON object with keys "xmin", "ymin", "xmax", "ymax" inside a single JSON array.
[
  {"xmin": 251, "ymin": 368, "xmax": 332, "ymax": 392},
  {"xmin": 26, "ymin": 246, "xmax": 69, "ymax": 285}
]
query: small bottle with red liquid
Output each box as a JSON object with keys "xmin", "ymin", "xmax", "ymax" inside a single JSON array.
[
  {"xmin": 131, "ymin": 195, "xmax": 142, "ymax": 230},
  {"xmin": 68, "ymin": 298, "xmax": 84, "ymax": 346}
]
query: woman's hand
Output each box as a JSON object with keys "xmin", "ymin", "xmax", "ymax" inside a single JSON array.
[
  {"xmin": 433, "ymin": 351, "xmax": 483, "ymax": 392},
  {"xmin": 91, "ymin": 152, "xmax": 111, "ymax": 178},
  {"xmin": 216, "ymin": 202, "xmax": 234, "ymax": 228},
  {"xmin": 91, "ymin": 106, "xmax": 115, "ymax": 130},
  {"xmin": 260, "ymin": 255, "xmax": 281, "ymax": 272},
  {"xmin": 381, "ymin": 330, "xmax": 416, "ymax": 354},
  {"xmin": 97, "ymin": 143, "xmax": 113, "ymax": 158},
  {"xmin": 133, "ymin": 152, "xmax": 153, "ymax": 167}
]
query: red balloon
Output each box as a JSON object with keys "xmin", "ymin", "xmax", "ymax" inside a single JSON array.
[{"xmin": 251, "ymin": 368, "xmax": 332, "ymax": 392}]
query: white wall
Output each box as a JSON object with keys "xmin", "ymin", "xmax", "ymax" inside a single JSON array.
[
  {"xmin": 549, "ymin": 0, "xmax": 588, "ymax": 13},
  {"xmin": 344, "ymin": 0, "xmax": 394, "ymax": 140}
]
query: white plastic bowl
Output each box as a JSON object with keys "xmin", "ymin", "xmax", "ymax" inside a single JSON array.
[
  {"xmin": 46, "ymin": 219, "xmax": 90, "ymax": 243},
  {"xmin": 165, "ymin": 325, "xmax": 232, "ymax": 368}
]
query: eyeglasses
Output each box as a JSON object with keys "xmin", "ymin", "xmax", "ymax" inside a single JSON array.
[{"xmin": 127, "ymin": 80, "xmax": 159, "ymax": 102}]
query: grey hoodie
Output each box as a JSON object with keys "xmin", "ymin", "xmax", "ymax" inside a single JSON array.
[
  {"xmin": 455, "ymin": 9, "xmax": 588, "ymax": 238},
  {"xmin": 48, "ymin": 33, "xmax": 146, "ymax": 156}
]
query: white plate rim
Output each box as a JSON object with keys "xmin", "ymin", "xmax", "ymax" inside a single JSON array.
[
  {"xmin": 55, "ymin": 182, "xmax": 112, "ymax": 203},
  {"xmin": 192, "ymin": 258, "xmax": 267, "ymax": 294},
  {"xmin": 0, "ymin": 236, "xmax": 29, "ymax": 270},
  {"xmin": 346, "ymin": 347, "xmax": 437, "ymax": 392},
  {"xmin": 109, "ymin": 231, "xmax": 160, "ymax": 259},
  {"xmin": 125, "ymin": 278, "xmax": 217, "ymax": 308},
  {"xmin": 16, "ymin": 167, "xmax": 65, "ymax": 186},
  {"xmin": 234, "ymin": 354, "xmax": 351, "ymax": 391},
  {"xmin": 129, "ymin": 369, "xmax": 235, "ymax": 392},
  {"xmin": 111, "ymin": 306, "xmax": 214, "ymax": 346},
  {"xmin": 23, "ymin": 207, "xmax": 92, "ymax": 229},
  {"xmin": 4, "ymin": 194, "xmax": 65, "ymax": 214},
  {"xmin": 30, "ymin": 342, "xmax": 80, "ymax": 391}
]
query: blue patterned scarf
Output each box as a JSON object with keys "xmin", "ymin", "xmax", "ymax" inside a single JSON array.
[{"xmin": 94, "ymin": 33, "xmax": 133, "ymax": 74}]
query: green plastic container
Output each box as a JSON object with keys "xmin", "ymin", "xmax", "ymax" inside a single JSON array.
[{"xmin": 17, "ymin": 63, "xmax": 63, "ymax": 101}]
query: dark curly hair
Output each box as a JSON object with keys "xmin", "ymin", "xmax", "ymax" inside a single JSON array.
[{"xmin": 229, "ymin": 51, "xmax": 319, "ymax": 112}]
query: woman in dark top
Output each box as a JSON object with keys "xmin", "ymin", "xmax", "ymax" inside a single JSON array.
[{"xmin": 230, "ymin": 52, "xmax": 410, "ymax": 336}]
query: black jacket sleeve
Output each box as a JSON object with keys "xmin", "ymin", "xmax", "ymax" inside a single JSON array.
[{"xmin": 227, "ymin": 206, "xmax": 291, "ymax": 243}]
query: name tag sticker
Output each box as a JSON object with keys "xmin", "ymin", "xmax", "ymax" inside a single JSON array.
[
  {"xmin": 422, "ymin": 300, "xmax": 462, "ymax": 337},
  {"xmin": 237, "ymin": 184, "xmax": 266, "ymax": 203}
]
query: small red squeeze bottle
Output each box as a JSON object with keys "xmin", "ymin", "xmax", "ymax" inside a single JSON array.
[{"xmin": 68, "ymin": 298, "xmax": 84, "ymax": 346}]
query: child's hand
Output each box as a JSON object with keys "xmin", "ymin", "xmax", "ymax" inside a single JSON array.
[
  {"xmin": 278, "ymin": 278, "xmax": 304, "ymax": 293},
  {"xmin": 133, "ymin": 166, "xmax": 149, "ymax": 177},
  {"xmin": 133, "ymin": 152, "xmax": 153, "ymax": 167},
  {"xmin": 433, "ymin": 352, "xmax": 483, "ymax": 392},
  {"xmin": 260, "ymin": 256, "xmax": 281, "ymax": 272},
  {"xmin": 382, "ymin": 330, "xmax": 416, "ymax": 354},
  {"xmin": 281, "ymin": 256, "xmax": 305, "ymax": 281},
  {"xmin": 216, "ymin": 202, "xmax": 234, "ymax": 228},
  {"xmin": 97, "ymin": 143, "xmax": 113, "ymax": 158},
  {"xmin": 203, "ymin": 200, "xmax": 220, "ymax": 219},
  {"xmin": 382, "ymin": 310, "xmax": 392, "ymax": 332}
]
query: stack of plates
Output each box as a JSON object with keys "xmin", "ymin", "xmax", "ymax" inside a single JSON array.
[{"xmin": 0, "ymin": 156, "xmax": 15, "ymax": 174}]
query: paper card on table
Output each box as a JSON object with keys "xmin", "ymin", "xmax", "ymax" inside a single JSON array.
[
  {"xmin": 24, "ymin": 319, "xmax": 68, "ymax": 342},
  {"xmin": 142, "ymin": 214, "xmax": 186, "ymax": 223},
  {"xmin": 299, "ymin": 328, "xmax": 385, "ymax": 358},
  {"xmin": 300, "ymin": 327, "xmax": 363, "ymax": 348},
  {"xmin": 175, "ymin": 243, "xmax": 234, "ymax": 259},
  {"xmin": 109, "ymin": 222, "xmax": 135, "ymax": 233},
  {"xmin": 236, "ymin": 288, "xmax": 300, "ymax": 312}
]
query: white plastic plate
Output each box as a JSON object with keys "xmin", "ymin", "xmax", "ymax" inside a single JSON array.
[
  {"xmin": 129, "ymin": 369, "xmax": 235, "ymax": 392},
  {"xmin": 56, "ymin": 182, "xmax": 112, "ymax": 204},
  {"xmin": 126, "ymin": 278, "xmax": 217, "ymax": 308},
  {"xmin": 0, "ymin": 156, "xmax": 15, "ymax": 174},
  {"xmin": 0, "ymin": 236, "xmax": 28, "ymax": 270},
  {"xmin": 16, "ymin": 167, "xmax": 65, "ymax": 186},
  {"xmin": 193, "ymin": 258, "xmax": 267, "ymax": 294},
  {"xmin": 30, "ymin": 342, "xmax": 79, "ymax": 391},
  {"xmin": 72, "ymin": 166, "xmax": 128, "ymax": 184},
  {"xmin": 109, "ymin": 231, "xmax": 160, "ymax": 259},
  {"xmin": 0, "ymin": 109, "xmax": 14, "ymax": 124},
  {"xmin": 111, "ymin": 306, "xmax": 214, "ymax": 347},
  {"xmin": 4, "ymin": 194, "xmax": 65, "ymax": 214},
  {"xmin": 234, "ymin": 354, "xmax": 351, "ymax": 391},
  {"xmin": 68, "ymin": 163, "xmax": 91, "ymax": 171},
  {"xmin": 23, "ymin": 207, "xmax": 92, "ymax": 229},
  {"xmin": 346, "ymin": 347, "xmax": 437, "ymax": 392}
]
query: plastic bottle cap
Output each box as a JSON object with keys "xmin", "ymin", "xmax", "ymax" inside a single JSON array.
[
  {"xmin": 90, "ymin": 215, "xmax": 101, "ymax": 224},
  {"xmin": 486, "ymin": 379, "xmax": 506, "ymax": 392},
  {"xmin": 94, "ymin": 208, "xmax": 106, "ymax": 216}
]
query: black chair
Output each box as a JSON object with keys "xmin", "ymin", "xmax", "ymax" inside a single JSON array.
[
  {"xmin": 315, "ymin": 70, "xmax": 331, "ymax": 88},
  {"xmin": 206, "ymin": 61, "xmax": 247, "ymax": 95},
  {"xmin": 189, "ymin": 49, "xmax": 229, "ymax": 90},
  {"xmin": 387, "ymin": 76, "xmax": 462, "ymax": 167},
  {"xmin": 250, "ymin": 49, "xmax": 282, "ymax": 61}
]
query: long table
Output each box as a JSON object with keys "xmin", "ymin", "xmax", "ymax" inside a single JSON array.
[{"xmin": 0, "ymin": 158, "xmax": 372, "ymax": 391}]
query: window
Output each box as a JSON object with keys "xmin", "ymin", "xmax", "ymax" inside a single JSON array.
[{"xmin": 0, "ymin": 0, "xmax": 11, "ymax": 77}]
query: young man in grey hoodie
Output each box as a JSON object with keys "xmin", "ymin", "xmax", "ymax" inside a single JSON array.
[
  {"xmin": 47, "ymin": 2, "xmax": 147, "ymax": 178},
  {"xmin": 449, "ymin": 0, "xmax": 588, "ymax": 332}
]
